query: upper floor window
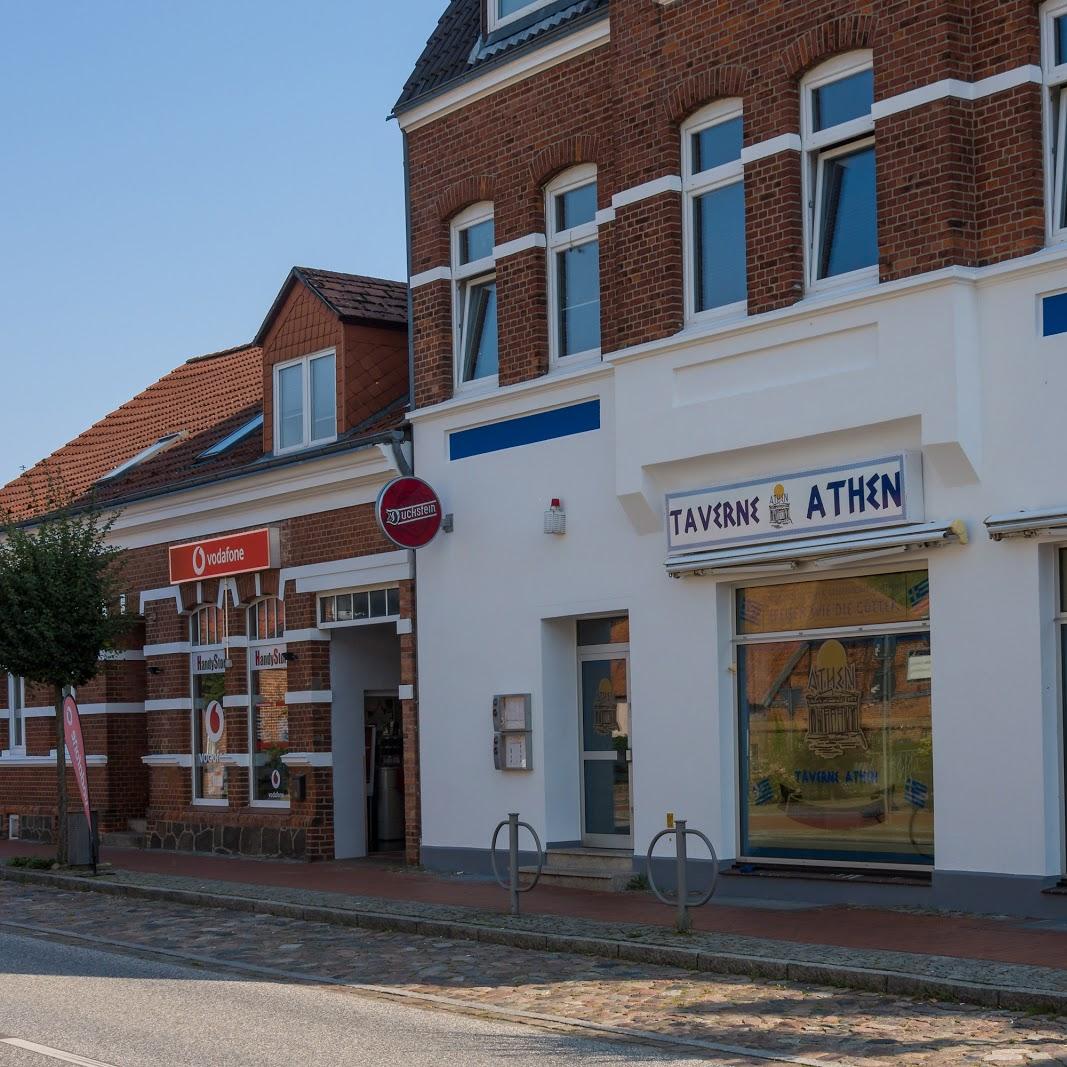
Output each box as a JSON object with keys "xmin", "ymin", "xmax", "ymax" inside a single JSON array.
[
  {"xmin": 546, "ymin": 165, "xmax": 601, "ymax": 364},
  {"xmin": 274, "ymin": 349, "xmax": 336, "ymax": 453},
  {"xmin": 190, "ymin": 605, "xmax": 224, "ymax": 647},
  {"xmin": 801, "ymin": 53, "xmax": 878, "ymax": 289},
  {"xmin": 489, "ymin": 0, "xmax": 555, "ymax": 33},
  {"xmin": 6, "ymin": 675, "xmax": 24, "ymax": 756},
  {"xmin": 451, "ymin": 203, "xmax": 499, "ymax": 390},
  {"xmin": 681, "ymin": 101, "xmax": 747, "ymax": 321},
  {"xmin": 1043, "ymin": 1, "xmax": 1067, "ymax": 239},
  {"xmin": 248, "ymin": 597, "xmax": 285, "ymax": 643}
]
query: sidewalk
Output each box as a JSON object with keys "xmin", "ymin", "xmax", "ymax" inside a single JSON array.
[{"xmin": 2, "ymin": 839, "xmax": 1066, "ymax": 1012}]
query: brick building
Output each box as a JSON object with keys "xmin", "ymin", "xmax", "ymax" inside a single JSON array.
[
  {"xmin": 0, "ymin": 267, "xmax": 423, "ymax": 863},
  {"xmin": 395, "ymin": 0, "xmax": 1067, "ymax": 913}
]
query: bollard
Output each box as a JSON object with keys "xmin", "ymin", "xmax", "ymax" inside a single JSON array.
[
  {"xmin": 490, "ymin": 812, "xmax": 544, "ymax": 916},
  {"xmin": 646, "ymin": 818, "xmax": 719, "ymax": 933}
]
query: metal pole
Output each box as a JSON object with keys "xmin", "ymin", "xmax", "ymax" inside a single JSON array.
[
  {"xmin": 508, "ymin": 812, "xmax": 520, "ymax": 917},
  {"xmin": 675, "ymin": 819, "xmax": 691, "ymax": 933}
]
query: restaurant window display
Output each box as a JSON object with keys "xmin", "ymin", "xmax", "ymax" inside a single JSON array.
[
  {"xmin": 191, "ymin": 606, "xmax": 229, "ymax": 802},
  {"xmin": 247, "ymin": 598, "xmax": 289, "ymax": 804},
  {"xmin": 736, "ymin": 570, "xmax": 933, "ymax": 866}
]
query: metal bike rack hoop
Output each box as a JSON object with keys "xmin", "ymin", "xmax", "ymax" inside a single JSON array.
[
  {"xmin": 490, "ymin": 814, "xmax": 544, "ymax": 893},
  {"xmin": 646, "ymin": 822, "xmax": 719, "ymax": 909}
]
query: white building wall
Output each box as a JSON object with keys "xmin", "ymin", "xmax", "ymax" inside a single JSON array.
[{"xmin": 413, "ymin": 252, "xmax": 1067, "ymax": 893}]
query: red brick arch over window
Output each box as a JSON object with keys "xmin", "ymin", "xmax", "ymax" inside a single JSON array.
[
  {"xmin": 663, "ymin": 66, "xmax": 749, "ymax": 128},
  {"xmin": 524, "ymin": 134, "xmax": 601, "ymax": 231},
  {"xmin": 434, "ymin": 175, "xmax": 496, "ymax": 223},
  {"xmin": 780, "ymin": 15, "xmax": 876, "ymax": 79}
]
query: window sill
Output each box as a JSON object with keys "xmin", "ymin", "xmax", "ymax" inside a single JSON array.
[
  {"xmin": 273, "ymin": 435, "xmax": 339, "ymax": 459},
  {"xmin": 248, "ymin": 800, "xmax": 291, "ymax": 810},
  {"xmin": 549, "ymin": 350, "xmax": 602, "ymax": 375},
  {"xmin": 453, "ymin": 375, "xmax": 500, "ymax": 398},
  {"xmin": 685, "ymin": 303, "xmax": 748, "ymax": 331},
  {"xmin": 805, "ymin": 265, "xmax": 879, "ymax": 299},
  {"xmin": 191, "ymin": 799, "xmax": 230, "ymax": 808}
]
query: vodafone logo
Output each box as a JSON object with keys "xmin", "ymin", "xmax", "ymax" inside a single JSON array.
[
  {"xmin": 204, "ymin": 700, "xmax": 225, "ymax": 744},
  {"xmin": 192, "ymin": 546, "xmax": 207, "ymax": 576},
  {"xmin": 270, "ymin": 768, "xmax": 282, "ymax": 790}
]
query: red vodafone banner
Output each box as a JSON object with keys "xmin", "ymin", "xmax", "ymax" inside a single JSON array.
[
  {"xmin": 376, "ymin": 477, "xmax": 443, "ymax": 549},
  {"xmin": 62, "ymin": 694, "xmax": 92, "ymax": 830},
  {"xmin": 169, "ymin": 528, "xmax": 276, "ymax": 585}
]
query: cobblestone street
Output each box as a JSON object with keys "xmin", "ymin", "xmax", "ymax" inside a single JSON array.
[{"xmin": 2, "ymin": 883, "xmax": 1065, "ymax": 1065}]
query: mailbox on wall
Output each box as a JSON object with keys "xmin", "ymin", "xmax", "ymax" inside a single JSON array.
[{"xmin": 492, "ymin": 694, "xmax": 532, "ymax": 771}]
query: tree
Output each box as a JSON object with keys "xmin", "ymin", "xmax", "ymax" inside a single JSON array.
[{"xmin": 0, "ymin": 496, "xmax": 135, "ymax": 864}]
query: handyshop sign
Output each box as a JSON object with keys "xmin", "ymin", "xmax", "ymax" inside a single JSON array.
[{"xmin": 666, "ymin": 454, "xmax": 924, "ymax": 555}]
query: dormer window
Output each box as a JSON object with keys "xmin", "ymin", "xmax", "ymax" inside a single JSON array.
[
  {"xmin": 274, "ymin": 349, "xmax": 337, "ymax": 454},
  {"xmin": 489, "ymin": 0, "xmax": 556, "ymax": 33}
]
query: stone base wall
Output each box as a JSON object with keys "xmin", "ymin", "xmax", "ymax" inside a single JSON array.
[{"xmin": 146, "ymin": 819, "xmax": 306, "ymax": 860}]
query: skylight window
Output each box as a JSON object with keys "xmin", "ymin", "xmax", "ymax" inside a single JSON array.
[
  {"xmin": 199, "ymin": 413, "xmax": 263, "ymax": 460},
  {"xmin": 99, "ymin": 432, "xmax": 183, "ymax": 482}
]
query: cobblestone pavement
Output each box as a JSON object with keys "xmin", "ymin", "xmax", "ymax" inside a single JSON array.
[
  {"xmin": 2, "ymin": 883, "xmax": 1066, "ymax": 1065},
  {"xmin": 61, "ymin": 867, "xmax": 1067, "ymax": 997}
]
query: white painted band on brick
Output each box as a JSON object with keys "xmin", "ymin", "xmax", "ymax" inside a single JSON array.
[
  {"xmin": 280, "ymin": 550, "xmax": 411, "ymax": 596},
  {"xmin": 139, "ymin": 587, "xmax": 181, "ymax": 613},
  {"xmin": 398, "ymin": 684, "xmax": 415, "ymax": 701},
  {"xmin": 594, "ymin": 207, "xmax": 616, "ymax": 226},
  {"xmin": 493, "ymin": 232, "xmax": 547, "ymax": 259},
  {"xmin": 740, "ymin": 132, "xmax": 803, "ymax": 164},
  {"xmin": 222, "ymin": 694, "xmax": 249, "ymax": 707},
  {"xmin": 143, "ymin": 642, "xmax": 190, "ymax": 657},
  {"xmin": 285, "ymin": 690, "xmax": 332, "ymax": 705},
  {"xmin": 871, "ymin": 65, "xmax": 1042, "ymax": 119},
  {"xmin": 0, "ymin": 754, "xmax": 107, "ymax": 767},
  {"xmin": 281, "ymin": 751, "xmax": 333, "ymax": 768},
  {"xmin": 145, "ymin": 698, "xmax": 192, "ymax": 712},
  {"xmin": 99, "ymin": 650, "xmax": 146, "ymax": 662},
  {"xmin": 410, "ymin": 265, "xmax": 452, "ymax": 289},
  {"xmin": 23, "ymin": 703, "xmax": 145, "ymax": 718},
  {"xmin": 611, "ymin": 174, "xmax": 682, "ymax": 210},
  {"xmin": 142, "ymin": 753, "xmax": 193, "ymax": 768},
  {"xmin": 395, "ymin": 618, "xmax": 413, "ymax": 636},
  {"xmin": 285, "ymin": 628, "xmax": 331, "ymax": 643}
]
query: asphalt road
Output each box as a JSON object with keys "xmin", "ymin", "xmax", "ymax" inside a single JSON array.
[{"xmin": 0, "ymin": 930, "xmax": 709, "ymax": 1066}]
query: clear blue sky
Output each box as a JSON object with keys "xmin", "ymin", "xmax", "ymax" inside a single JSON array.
[{"xmin": 0, "ymin": 1, "xmax": 446, "ymax": 485}]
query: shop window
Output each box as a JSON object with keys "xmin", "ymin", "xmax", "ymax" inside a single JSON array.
[
  {"xmin": 489, "ymin": 0, "xmax": 555, "ymax": 32},
  {"xmin": 546, "ymin": 165, "xmax": 601, "ymax": 364},
  {"xmin": 319, "ymin": 587, "xmax": 400, "ymax": 627},
  {"xmin": 801, "ymin": 53, "xmax": 878, "ymax": 289},
  {"xmin": 273, "ymin": 349, "xmax": 337, "ymax": 454},
  {"xmin": 451, "ymin": 203, "xmax": 498, "ymax": 389},
  {"xmin": 1043, "ymin": 1, "xmax": 1067, "ymax": 239},
  {"xmin": 6, "ymin": 675, "xmax": 24, "ymax": 756},
  {"xmin": 247, "ymin": 598, "xmax": 289, "ymax": 805},
  {"xmin": 190, "ymin": 607, "xmax": 227, "ymax": 802},
  {"xmin": 736, "ymin": 570, "xmax": 933, "ymax": 867},
  {"xmin": 681, "ymin": 101, "xmax": 747, "ymax": 321}
]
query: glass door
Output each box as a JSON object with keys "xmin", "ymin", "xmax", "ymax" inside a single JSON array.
[{"xmin": 579, "ymin": 652, "xmax": 632, "ymax": 847}]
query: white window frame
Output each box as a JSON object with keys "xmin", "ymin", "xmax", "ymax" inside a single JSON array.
[
  {"xmin": 246, "ymin": 597, "xmax": 290, "ymax": 809},
  {"xmin": 6, "ymin": 675, "xmax": 25, "ymax": 757},
  {"xmin": 1043, "ymin": 1, "xmax": 1067, "ymax": 242},
  {"xmin": 451, "ymin": 202, "xmax": 499, "ymax": 393},
  {"xmin": 317, "ymin": 585, "xmax": 401, "ymax": 629},
  {"xmin": 801, "ymin": 51, "xmax": 878, "ymax": 294},
  {"xmin": 272, "ymin": 348, "xmax": 337, "ymax": 455},
  {"xmin": 681, "ymin": 99, "xmax": 747, "ymax": 325},
  {"xmin": 190, "ymin": 608, "xmax": 229, "ymax": 807},
  {"xmin": 546, "ymin": 164, "xmax": 602, "ymax": 367},
  {"xmin": 488, "ymin": 0, "xmax": 555, "ymax": 34}
]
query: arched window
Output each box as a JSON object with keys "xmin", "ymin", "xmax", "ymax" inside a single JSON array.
[
  {"xmin": 451, "ymin": 202, "xmax": 498, "ymax": 389},
  {"xmin": 247, "ymin": 597, "xmax": 289, "ymax": 805},
  {"xmin": 1043, "ymin": 0, "xmax": 1067, "ymax": 239},
  {"xmin": 190, "ymin": 605, "xmax": 223, "ymax": 647},
  {"xmin": 681, "ymin": 99, "xmax": 747, "ymax": 321},
  {"xmin": 247, "ymin": 597, "xmax": 285, "ymax": 643},
  {"xmin": 546, "ymin": 164, "xmax": 601, "ymax": 364},
  {"xmin": 801, "ymin": 52, "xmax": 877, "ymax": 288}
]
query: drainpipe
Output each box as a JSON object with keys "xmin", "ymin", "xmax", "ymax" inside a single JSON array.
[{"xmin": 402, "ymin": 128, "xmax": 415, "ymax": 447}]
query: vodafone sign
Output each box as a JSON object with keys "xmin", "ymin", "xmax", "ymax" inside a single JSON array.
[
  {"xmin": 376, "ymin": 477, "xmax": 443, "ymax": 549},
  {"xmin": 169, "ymin": 528, "xmax": 277, "ymax": 585}
]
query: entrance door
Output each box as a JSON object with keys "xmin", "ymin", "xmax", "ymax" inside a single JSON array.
[{"xmin": 579, "ymin": 652, "xmax": 632, "ymax": 847}]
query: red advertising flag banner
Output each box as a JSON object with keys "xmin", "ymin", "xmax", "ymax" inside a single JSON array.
[
  {"xmin": 62, "ymin": 694, "xmax": 92, "ymax": 830},
  {"xmin": 168, "ymin": 528, "xmax": 276, "ymax": 585}
]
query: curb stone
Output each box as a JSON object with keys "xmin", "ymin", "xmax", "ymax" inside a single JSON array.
[{"xmin": 2, "ymin": 864, "xmax": 1065, "ymax": 1016}]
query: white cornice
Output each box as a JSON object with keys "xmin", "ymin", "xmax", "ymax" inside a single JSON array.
[
  {"xmin": 740, "ymin": 133, "xmax": 802, "ymax": 164},
  {"xmin": 410, "ymin": 266, "xmax": 452, "ymax": 289},
  {"xmin": 396, "ymin": 19, "xmax": 611, "ymax": 132},
  {"xmin": 494, "ymin": 233, "xmax": 547, "ymax": 259},
  {"xmin": 611, "ymin": 175, "xmax": 681, "ymax": 210}
]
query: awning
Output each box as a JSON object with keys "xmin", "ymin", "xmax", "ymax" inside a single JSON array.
[
  {"xmin": 985, "ymin": 507, "xmax": 1067, "ymax": 541},
  {"xmin": 666, "ymin": 520, "xmax": 968, "ymax": 579}
]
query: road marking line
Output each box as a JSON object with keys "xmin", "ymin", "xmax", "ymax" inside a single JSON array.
[{"xmin": 0, "ymin": 1038, "xmax": 117, "ymax": 1067}]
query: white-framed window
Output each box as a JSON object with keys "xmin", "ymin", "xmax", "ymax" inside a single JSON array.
[
  {"xmin": 190, "ymin": 606, "xmax": 228, "ymax": 804},
  {"xmin": 190, "ymin": 605, "xmax": 223, "ymax": 648},
  {"xmin": 801, "ymin": 52, "xmax": 878, "ymax": 291},
  {"xmin": 318, "ymin": 586, "xmax": 400, "ymax": 628},
  {"xmin": 247, "ymin": 598, "xmax": 289, "ymax": 807},
  {"xmin": 1043, "ymin": 1, "xmax": 1067, "ymax": 240},
  {"xmin": 546, "ymin": 165, "xmax": 601, "ymax": 365},
  {"xmin": 488, "ymin": 0, "xmax": 555, "ymax": 33},
  {"xmin": 681, "ymin": 100, "xmax": 747, "ymax": 322},
  {"xmin": 273, "ymin": 348, "xmax": 337, "ymax": 454},
  {"xmin": 6, "ymin": 675, "xmax": 25, "ymax": 756},
  {"xmin": 451, "ymin": 203, "xmax": 499, "ymax": 390}
]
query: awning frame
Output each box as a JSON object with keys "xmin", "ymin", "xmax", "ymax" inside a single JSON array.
[{"xmin": 985, "ymin": 507, "xmax": 1067, "ymax": 541}]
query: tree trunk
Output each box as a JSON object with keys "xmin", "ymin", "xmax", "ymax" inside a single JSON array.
[{"xmin": 54, "ymin": 685, "xmax": 67, "ymax": 865}]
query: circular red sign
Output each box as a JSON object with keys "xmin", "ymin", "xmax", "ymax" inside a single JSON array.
[
  {"xmin": 204, "ymin": 701, "xmax": 224, "ymax": 743},
  {"xmin": 376, "ymin": 477, "xmax": 443, "ymax": 549}
]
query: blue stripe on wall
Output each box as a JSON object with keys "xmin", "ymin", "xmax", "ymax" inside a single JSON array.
[
  {"xmin": 1043, "ymin": 292, "xmax": 1067, "ymax": 338},
  {"xmin": 449, "ymin": 399, "xmax": 601, "ymax": 461}
]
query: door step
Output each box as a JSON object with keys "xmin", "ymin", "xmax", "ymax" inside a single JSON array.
[{"xmin": 520, "ymin": 847, "xmax": 635, "ymax": 892}]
